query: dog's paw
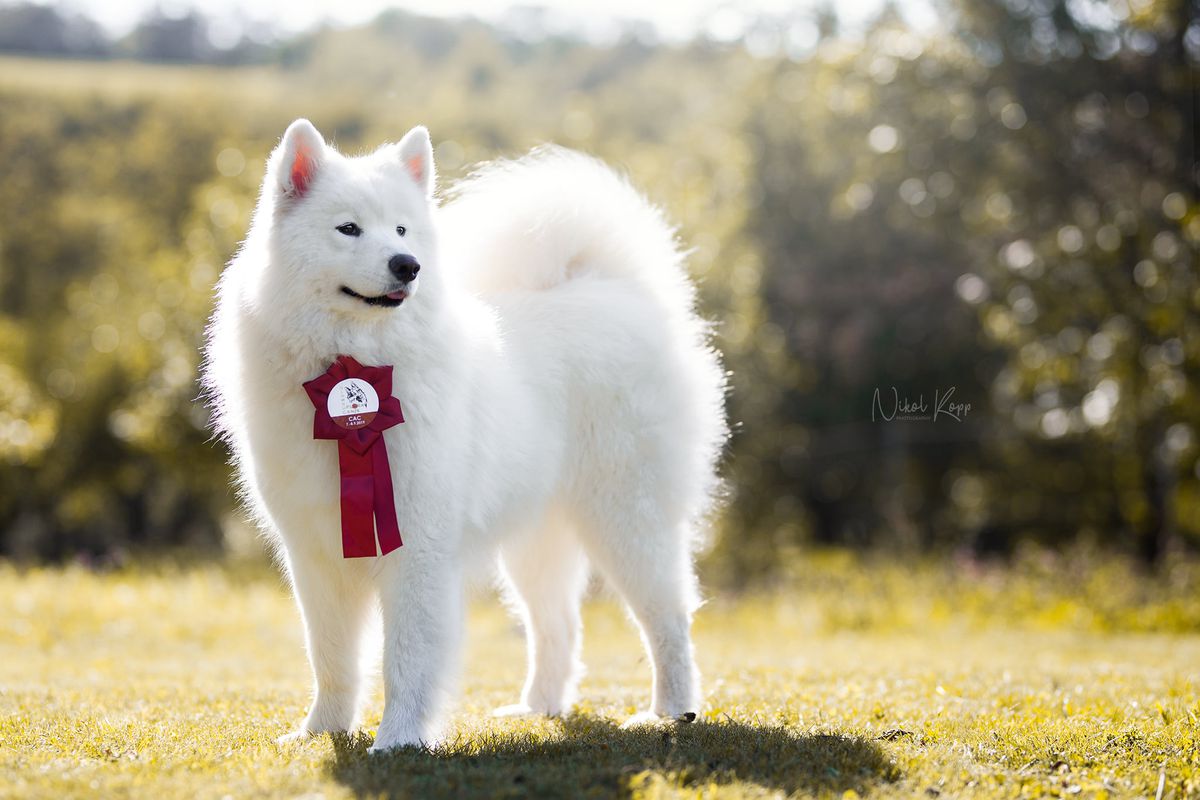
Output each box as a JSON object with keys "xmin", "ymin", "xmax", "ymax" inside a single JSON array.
[
  {"xmin": 619, "ymin": 710, "xmax": 697, "ymax": 730},
  {"xmin": 276, "ymin": 729, "xmax": 316, "ymax": 745},
  {"xmin": 619, "ymin": 711, "xmax": 665, "ymax": 730},
  {"xmin": 492, "ymin": 702, "xmax": 565, "ymax": 718},
  {"xmin": 368, "ymin": 727, "xmax": 431, "ymax": 754},
  {"xmin": 492, "ymin": 700, "xmax": 569, "ymax": 717},
  {"xmin": 491, "ymin": 703, "xmax": 535, "ymax": 718},
  {"xmin": 368, "ymin": 737, "xmax": 427, "ymax": 755}
]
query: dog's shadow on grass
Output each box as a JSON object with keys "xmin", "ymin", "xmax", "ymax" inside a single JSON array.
[{"xmin": 325, "ymin": 714, "xmax": 898, "ymax": 798}]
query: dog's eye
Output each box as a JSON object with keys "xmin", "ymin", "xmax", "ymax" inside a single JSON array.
[
  {"xmin": 396, "ymin": 225, "xmax": 407, "ymax": 237},
  {"xmin": 336, "ymin": 222, "xmax": 362, "ymax": 237}
]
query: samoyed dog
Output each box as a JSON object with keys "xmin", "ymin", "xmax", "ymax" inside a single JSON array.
[{"xmin": 204, "ymin": 119, "xmax": 726, "ymax": 751}]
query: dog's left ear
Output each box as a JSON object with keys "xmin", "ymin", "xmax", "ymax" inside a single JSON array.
[{"xmin": 396, "ymin": 126, "xmax": 435, "ymax": 196}]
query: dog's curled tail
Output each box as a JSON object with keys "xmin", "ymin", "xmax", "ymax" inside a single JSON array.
[{"xmin": 440, "ymin": 146, "xmax": 690, "ymax": 301}]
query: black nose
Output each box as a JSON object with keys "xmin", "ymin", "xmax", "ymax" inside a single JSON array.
[{"xmin": 388, "ymin": 254, "xmax": 421, "ymax": 283}]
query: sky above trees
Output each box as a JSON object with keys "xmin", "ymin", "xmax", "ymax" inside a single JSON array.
[{"xmin": 43, "ymin": 0, "xmax": 935, "ymax": 40}]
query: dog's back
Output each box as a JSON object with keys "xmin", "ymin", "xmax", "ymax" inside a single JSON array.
[{"xmin": 441, "ymin": 148, "xmax": 727, "ymax": 541}]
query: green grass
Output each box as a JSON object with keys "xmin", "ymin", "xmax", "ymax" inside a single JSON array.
[{"xmin": 2, "ymin": 553, "xmax": 1198, "ymax": 799}]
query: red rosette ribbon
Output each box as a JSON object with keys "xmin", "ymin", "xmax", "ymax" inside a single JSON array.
[{"xmin": 302, "ymin": 355, "xmax": 405, "ymax": 558}]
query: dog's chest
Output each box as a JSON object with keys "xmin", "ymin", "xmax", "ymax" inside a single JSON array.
[{"xmin": 235, "ymin": 356, "xmax": 459, "ymax": 549}]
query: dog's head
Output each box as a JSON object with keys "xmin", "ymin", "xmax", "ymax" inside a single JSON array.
[{"xmin": 259, "ymin": 119, "xmax": 441, "ymax": 325}]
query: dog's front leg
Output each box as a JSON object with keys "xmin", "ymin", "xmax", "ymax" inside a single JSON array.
[
  {"xmin": 280, "ymin": 548, "xmax": 374, "ymax": 741},
  {"xmin": 370, "ymin": 552, "xmax": 464, "ymax": 752}
]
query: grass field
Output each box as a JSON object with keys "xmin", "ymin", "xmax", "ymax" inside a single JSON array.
[{"xmin": 2, "ymin": 552, "xmax": 1198, "ymax": 799}]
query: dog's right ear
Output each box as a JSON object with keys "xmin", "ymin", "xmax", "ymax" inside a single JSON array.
[{"xmin": 274, "ymin": 119, "xmax": 326, "ymax": 199}]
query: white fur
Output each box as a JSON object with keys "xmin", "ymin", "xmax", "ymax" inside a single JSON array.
[{"xmin": 203, "ymin": 119, "xmax": 727, "ymax": 751}]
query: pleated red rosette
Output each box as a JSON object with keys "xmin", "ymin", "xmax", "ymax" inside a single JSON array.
[{"xmin": 302, "ymin": 355, "xmax": 405, "ymax": 558}]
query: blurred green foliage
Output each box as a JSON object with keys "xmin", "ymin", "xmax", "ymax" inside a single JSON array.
[
  {"xmin": 732, "ymin": 0, "xmax": 1200, "ymax": 581},
  {"xmin": 0, "ymin": 2, "xmax": 1196, "ymax": 583}
]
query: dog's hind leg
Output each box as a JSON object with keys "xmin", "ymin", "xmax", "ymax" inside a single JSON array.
[
  {"xmin": 578, "ymin": 513, "xmax": 701, "ymax": 724},
  {"xmin": 495, "ymin": 521, "xmax": 589, "ymax": 717}
]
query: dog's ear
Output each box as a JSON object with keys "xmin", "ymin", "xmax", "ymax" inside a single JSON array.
[
  {"xmin": 274, "ymin": 119, "xmax": 326, "ymax": 199},
  {"xmin": 396, "ymin": 126, "xmax": 435, "ymax": 196}
]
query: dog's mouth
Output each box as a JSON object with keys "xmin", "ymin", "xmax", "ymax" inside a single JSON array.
[{"xmin": 340, "ymin": 286, "xmax": 408, "ymax": 308}]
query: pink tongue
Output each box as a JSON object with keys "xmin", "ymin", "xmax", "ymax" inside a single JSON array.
[{"xmin": 386, "ymin": 290, "xmax": 407, "ymax": 301}]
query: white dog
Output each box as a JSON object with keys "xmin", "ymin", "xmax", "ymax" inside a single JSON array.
[{"xmin": 203, "ymin": 119, "xmax": 727, "ymax": 751}]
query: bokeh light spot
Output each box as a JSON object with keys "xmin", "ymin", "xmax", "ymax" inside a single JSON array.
[
  {"xmin": 867, "ymin": 124, "xmax": 900, "ymax": 153},
  {"xmin": 1000, "ymin": 103, "xmax": 1027, "ymax": 130},
  {"xmin": 955, "ymin": 273, "xmax": 989, "ymax": 304},
  {"xmin": 215, "ymin": 147, "xmax": 245, "ymax": 177},
  {"xmin": 1057, "ymin": 225, "xmax": 1084, "ymax": 253},
  {"xmin": 92, "ymin": 324, "xmax": 120, "ymax": 354}
]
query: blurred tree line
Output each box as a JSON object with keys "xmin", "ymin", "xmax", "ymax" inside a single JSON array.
[
  {"xmin": 0, "ymin": 2, "xmax": 273, "ymax": 63},
  {"xmin": 0, "ymin": 0, "xmax": 1196, "ymax": 584}
]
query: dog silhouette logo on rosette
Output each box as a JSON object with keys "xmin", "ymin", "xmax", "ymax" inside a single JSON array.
[{"xmin": 325, "ymin": 378, "xmax": 379, "ymax": 430}]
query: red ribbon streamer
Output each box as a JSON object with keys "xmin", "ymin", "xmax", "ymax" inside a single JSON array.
[{"xmin": 303, "ymin": 355, "xmax": 405, "ymax": 558}]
